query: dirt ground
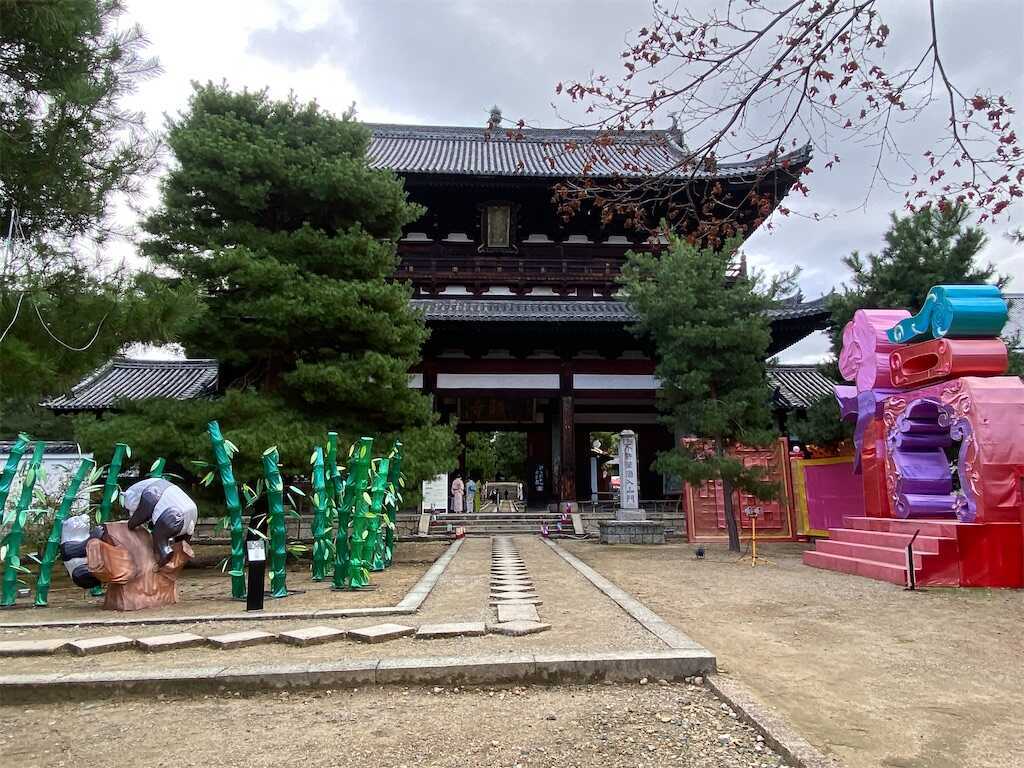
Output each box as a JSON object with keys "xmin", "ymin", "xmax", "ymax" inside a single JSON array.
[
  {"xmin": 0, "ymin": 541, "xmax": 448, "ymax": 623},
  {"xmin": 562, "ymin": 540, "xmax": 1024, "ymax": 768},
  {"xmin": 0, "ymin": 536, "xmax": 660, "ymax": 674},
  {"xmin": 0, "ymin": 682, "xmax": 792, "ymax": 768}
]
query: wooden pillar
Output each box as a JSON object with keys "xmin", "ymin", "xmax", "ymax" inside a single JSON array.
[
  {"xmin": 559, "ymin": 394, "xmax": 575, "ymax": 503},
  {"xmin": 558, "ymin": 363, "xmax": 575, "ymax": 504}
]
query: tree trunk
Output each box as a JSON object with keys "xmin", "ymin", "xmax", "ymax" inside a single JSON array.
[{"xmin": 716, "ymin": 439, "xmax": 741, "ymax": 552}]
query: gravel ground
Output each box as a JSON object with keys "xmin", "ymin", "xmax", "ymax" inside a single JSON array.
[
  {"xmin": 0, "ymin": 681, "xmax": 794, "ymax": 768},
  {"xmin": 0, "ymin": 541, "xmax": 448, "ymax": 624},
  {"xmin": 0, "ymin": 536, "xmax": 660, "ymax": 675},
  {"xmin": 562, "ymin": 540, "xmax": 1024, "ymax": 768}
]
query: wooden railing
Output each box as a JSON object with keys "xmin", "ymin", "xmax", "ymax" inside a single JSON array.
[{"xmin": 395, "ymin": 240, "xmax": 744, "ymax": 292}]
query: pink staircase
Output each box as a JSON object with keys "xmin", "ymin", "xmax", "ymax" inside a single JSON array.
[{"xmin": 803, "ymin": 517, "xmax": 961, "ymax": 586}]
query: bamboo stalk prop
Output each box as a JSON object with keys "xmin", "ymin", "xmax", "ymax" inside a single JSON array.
[
  {"xmin": 0, "ymin": 432, "xmax": 30, "ymax": 513},
  {"xmin": 96, "ymin": 442, "xmax": 129, "ymax": 523},
  {"xmin": 348, "ymin": 455, "xmax": 389, "ymax": 588},
  {"xmin": 1, "ymin": 442, "xmax": 45, "ymax": 606},
  {"xmin": 148, "ymin": 458, "xmax": 166, "ymax": 478},
  {"xmin": 207, "ymin": 421, "xmax": 246, "ymax": 599},
  {"xmin": 310, "ymin": 446, "xmax": 331, "ymax": 581},
  {"xmin": 333, "ymin": 437, "xmax": 373, "ymax": 590},
  {"xmin": 34, "ymin": 457, "xmax": 95, "ymax": 606},
  {"xmin": 92, "ymin": 442, "xmax": 128, "ymax": 596},
  {"xmin": 262, "ymin": 447, "xmax": 288, "ymax": 598},
  {"xmin": 382, "ymin": 441, "xmax": 404, "ymax": 569},
  {"xmin": 325, "ymin": 432, "xmax": 343, "ymax": 580}
]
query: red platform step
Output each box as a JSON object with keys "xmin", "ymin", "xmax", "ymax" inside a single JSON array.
[
  {"xmin": 804, "ymin": 516, "xmax": 962, "ymax": 587},
  {"xmin": 804, "ymin": 516, "xmax": 1024, "ymax": 588}
]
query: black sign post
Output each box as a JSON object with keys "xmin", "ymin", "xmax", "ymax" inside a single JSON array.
[{"xmin": 245, "ymin": 540, "xmax": 266, "ymax": 612}]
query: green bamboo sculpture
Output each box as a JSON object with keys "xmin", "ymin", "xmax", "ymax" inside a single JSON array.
[
  {"xmin": 208, "ymin": 421, "xmax": 246, "ymax": 599},
  {"xmin": 382, "ymin": 441, "xmax": 404, "ymax": 568},
  {"xmin": 348, "ymin": 456, "xmax": 389, "ymax": 588},
  {"xmin": 262, "ymin": 446, "xmax": 288, "ymax": 598},
  {"xmin": 0, "ymin": 433, "xmax": 30, "ymax": 513},
  {"xmin": 148, "ymin": 457, "xmax": 166, "ymax": 478},
  {"xmin": 34, "ymin": 457, "xmax": 95, "ymax": 606},
  {"xmin": 333, "ymin": 437, "xmax": 373, "ymax": 590},
  {"xmin": 96, "ymin": 442, "xmax": 128, "ymax": 523},
  {"xmin": 92, "ymin": 442, "xmax": 128, "ymax": 596},
  {"xmin": 1, "ymin": 442, "xmax": 45, "ymax": 606},
  {"xmin": 310, "ymin": 446, "xmax": 331, "ymax": 581},
  {"xmin": 325, "ymin": 431, "xmax": 343, "ymax": 528}
]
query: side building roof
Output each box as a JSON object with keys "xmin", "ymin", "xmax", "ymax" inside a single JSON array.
[
  {"xmin": 767, "ymin": 364, "xmax": 839, "ymax": 410},
  {"xmin": 43, "ymin": 358, "xmax": 218, "ymax": 412}
]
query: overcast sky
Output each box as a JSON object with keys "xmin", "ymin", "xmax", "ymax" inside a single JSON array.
[{"xmin": 117, "ymin": 0, "xmax": 1023, "ymax": 362}]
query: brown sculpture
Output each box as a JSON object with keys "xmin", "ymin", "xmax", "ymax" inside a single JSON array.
[{"xmin": 85, "ymin": 522, "xmax": 193, "ymax": 611}]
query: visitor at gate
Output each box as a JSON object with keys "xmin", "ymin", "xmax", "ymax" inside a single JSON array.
[
  {"xmin": 450, "ymin": 474, "xmax": 465, "ymax": 513},
  {"xmin": 466, "ymin": 477, "xmax": 477, "ymax": 514}
]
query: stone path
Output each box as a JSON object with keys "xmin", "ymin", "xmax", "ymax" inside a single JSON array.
[{"xmin": 487, "ymin": 536, "xmax": 550, "ymax": 635}]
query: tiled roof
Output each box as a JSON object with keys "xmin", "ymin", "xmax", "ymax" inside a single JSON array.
[
  {"xmin": 411, "ymin": 297, "xmax": 830, "ymax": 323},
  {"xmin": 411, "ymin": 298, "xmax": 633, "ymax": 322},
  {"xmin": 367, "ymin": 123, "xmax": 812, "ymax": 179},
  {"xmin": 44, "ymin": 358, "xmax": 218, "ymax": 411},
  {"xmin": 767, "ymin": 364, "xmax": 838, "ymax": 409}
]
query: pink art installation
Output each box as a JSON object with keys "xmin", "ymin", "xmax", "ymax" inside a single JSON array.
[
  {"xmin": 804, "ymin": 286, "xmax": 1024, "ymax": 587},
  {"xmin": 838, "ymin": 309, "xmax": 911, "ymax": 392}
]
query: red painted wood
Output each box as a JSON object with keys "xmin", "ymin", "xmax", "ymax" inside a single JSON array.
[{"xmin": 889, "ymin": 338, "xmax": 1008, "ymax": 389}]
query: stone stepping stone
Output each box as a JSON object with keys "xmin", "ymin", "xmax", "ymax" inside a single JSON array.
[
  {"xmin": 348, "ymin": 623, "xmax": 416, "ymax": 644},
  {"xmin": 491, "ymin": 584, "xmax": 534, "ymax": 593},
  {"xmin": 67, "ymin": 635, "xmax": 134, "ymax": 656},
  {"xmin": 0, "ymin": 638, "xmax": 67, "ymax": 656},
  {"xmin": 277, "ymin": 626, "xmax": 346, "ymax": 647},
  {"xmin": 414, "ymin": 622, "xmax": 487, "ymax": 640},
  {"xmin": 490, "ymin": 598, "xmax": 542, "ymax": 606},
  {"xmin": 135, "ymin": 632, "xmax": 205, "ymax": 653},
  {"xmin": 491, "ymin": 568, "xmax": 528, "ymax": 575},
  {"xmin": 490, "ymin": 591, "xmax": 540, "ymax": 601},
  {"xmin": 488, "ymin": 620, "xmax": 551, "ymax": 637},
  {"xmin": 208, "ymin": 630, "xmax": 276, "ymax": 649},
  {"xmin": 497, "ymin": 603, "xmax": 540, "ymax": 623}
]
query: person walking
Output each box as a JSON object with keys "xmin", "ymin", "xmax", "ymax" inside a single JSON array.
[
  {"xmin": 450, "ymin": 475, "xmax": 465, "ymax": 514},
  {"xmin": 466, "ymin": 477, "xmax": 477, "ymax": 514}
]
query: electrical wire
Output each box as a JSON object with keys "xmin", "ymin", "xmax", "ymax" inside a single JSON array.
[
  {"xmin": 0, "ymin": 292, "xmax": 25, "ymax": 344},
  {"xmin": 31, "ymin": 300, "xmax": 109, "ymax": 352}
]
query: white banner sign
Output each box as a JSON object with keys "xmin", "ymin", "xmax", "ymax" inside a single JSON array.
[{"xmin": 421, "ymin": 473, "xmax": 449, "ymax": 513}]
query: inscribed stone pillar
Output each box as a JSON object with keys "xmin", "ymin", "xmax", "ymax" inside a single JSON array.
[{"xmin": 616, "ymin": 429, "xmax": 645, "ymax": 521}]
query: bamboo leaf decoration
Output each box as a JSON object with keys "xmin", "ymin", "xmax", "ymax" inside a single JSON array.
[
  {"xmin": 34, "ymin": 457, "xmax": 95, "ymax": 606},
  {"xmin": 0, "ymin": 433, "xmax": 30, "ymax": 514},
  {"xmin": 310, "ymin": 446, "xmax": 331, "ymax": 581},
  {"xmin": 148, "ymin": 458, "xmax": 166, "ymax": 478},
  {"xmin": 208, "ymin": 421, "xmax": 246, "ymax": 599},
  {"xmin": 347, "ymin": 455, "xmax": 389, "ymax": 588},
  {"xmin": 334, "ymin": 436, "xmax": 373, "ymax": 590},
  {"xmin": 262, "ymin": 446, "xmax": 288, "ymax": 598},
  {"xmin": 382, "ymin": 441, "xmax": 404, "ymax": 568},
  {"xmin": 1, "ymin": 442, "xmax": 45, "ymax": 606}
]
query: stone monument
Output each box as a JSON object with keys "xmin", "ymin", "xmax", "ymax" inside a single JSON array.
[{"xmin": 598, "ymin": 430, "xmax": 665, "ymax": 544}]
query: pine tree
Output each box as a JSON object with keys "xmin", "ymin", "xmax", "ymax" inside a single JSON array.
[
  {"xmin": 827, "ymin": 205, "xmax": 1008, "ymax": 359},
  {"xmin": 1, "ymin": 1, "xmax": 193, "ymax": 409},
  {"xmin": 74, "ymin": 84, "xmax": 456, "ymax": 482},
  {"xmin": 620, "ymin": 236, "xmax": 794, "ymax": 551}
]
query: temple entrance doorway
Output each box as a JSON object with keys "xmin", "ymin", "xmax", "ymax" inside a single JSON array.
[{"xmin": 462, "ymin": 430, "xmax": 529, "ymax": 512}]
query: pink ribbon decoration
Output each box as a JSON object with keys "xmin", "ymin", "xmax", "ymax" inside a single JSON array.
[{"xmin": 838, "ymin": 309, "xmax": 911, "ymax": 392}]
